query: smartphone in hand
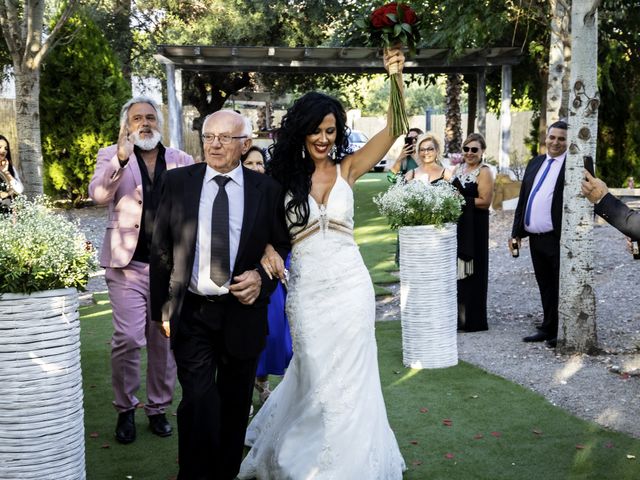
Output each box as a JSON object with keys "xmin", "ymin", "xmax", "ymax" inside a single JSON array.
[{"xmin": 583, "ymin": 156, "xmax": 595, "ymax": 177}]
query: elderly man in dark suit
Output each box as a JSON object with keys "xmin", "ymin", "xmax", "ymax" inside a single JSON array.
[
  {"xmin": 509, "ymin": 120, "xmax": 568, "ymax": 348},
  {"xmin": 150, "ymin": 109, "xmax": 289, "ymax": 480}
]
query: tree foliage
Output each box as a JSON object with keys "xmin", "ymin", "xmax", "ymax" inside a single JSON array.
[
  {"xmin": 596, "ymin": 1, "xmax": 640, "ymax": 185},
  {"xmin": 40, "ymin": 14, "xmax": 130, "ymax": 201},
  {"xmin": 89, "ymin": 0, "xmax": 134, "ymax": 86},
  {"xmin": 90, "ymin": 0, "xmax": 640, "ymax": 186},
  {"xmin": 130, "ymin": 0, "xmax": 352, "ymax": 131}
]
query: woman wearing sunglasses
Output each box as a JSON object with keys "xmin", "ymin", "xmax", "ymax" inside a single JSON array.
[
  {"xmin": 452, "ymin": 133, "xmax": 494, "ymax": 332},
  {"xmin": 403, "ymin": 133, "xmax": 452, "ymax": 184}
]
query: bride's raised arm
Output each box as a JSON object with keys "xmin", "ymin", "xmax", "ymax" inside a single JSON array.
[{"xmin": 342, "ymin": 47, "xmax": 406, "ymax": 185}]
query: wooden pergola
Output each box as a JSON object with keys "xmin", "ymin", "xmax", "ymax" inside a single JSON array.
[{"xmin": 155, "ymin": 45, "xmax": 522, "ymax": 168}]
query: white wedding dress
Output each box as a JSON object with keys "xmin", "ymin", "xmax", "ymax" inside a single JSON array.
[{"xmin": 238, "ymin": 165, "xmax": 405, "ymax": 480}]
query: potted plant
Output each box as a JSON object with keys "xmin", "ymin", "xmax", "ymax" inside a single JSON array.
[
  {"xmin": 375, "ymin": 181, "xmax": 464, "ymax": 369},
  {"xmin": 0, "ymin": 196, "xmax": 96, "ymax": 479}
]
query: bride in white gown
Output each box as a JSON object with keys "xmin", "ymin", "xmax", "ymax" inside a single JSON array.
[{"xmin": 238, "ymin": 48, "xmax": 407, "ymax": 480}]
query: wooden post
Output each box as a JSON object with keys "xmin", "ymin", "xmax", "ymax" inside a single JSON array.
[
  {"xmin": 499, "ymin": 65, "xmax": 512, "ymax": 170},
  {"xmin": 476, "ymin": 69, "xmax": 487, "ymax": 138},
  {"xmin": 165, "ymin": 63, "xmax": 184, "ymax": 150}
]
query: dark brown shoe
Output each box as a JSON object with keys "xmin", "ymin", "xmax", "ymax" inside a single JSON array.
[
  {"xmin": 115, "ymin": 409, "xmax": 136, "ymax": 444},
  {"xmin": 148, "ymin": 413, "xmax": 172, "ymax": 437}
]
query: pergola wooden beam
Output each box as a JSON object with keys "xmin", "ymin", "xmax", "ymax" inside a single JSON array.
[
  {"xmin": 155, "ymin": 45, "xmax": 521, "ymax": 74},
  {"xmin": 155, "ymin": 45, "xmax": 522, "ymax": 161}
]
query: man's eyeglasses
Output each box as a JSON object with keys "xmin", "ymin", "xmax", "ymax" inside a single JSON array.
[
  {"xmin": 463, "ymin": 146, "xmax": 480, "ymax": 153},
  {"xmin": 202, "ymin": 133, "xmax": 248, "ymax": 145},
  {"xmin": 419, "ymin": 147, "xmax": 436, "ymax": 153}
]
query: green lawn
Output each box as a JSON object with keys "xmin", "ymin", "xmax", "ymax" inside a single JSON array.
[
  {"xmin": 81, "ymin": 173, "xmax": 640, "ymax": 479},
  {"xmin": 353, "ymin": 172, "xmax": 399, "ymax": 295},
  {"xmin": 81, "ymin": 297, "xmax": 640, "ymax": 480}
]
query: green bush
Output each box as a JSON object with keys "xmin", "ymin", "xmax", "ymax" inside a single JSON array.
[
  {"xmin": 40, "ymin": 14, "xmax": 130, "ymax": 202},
  {"xmin": 0, "ymin": 196, "xmax": 97, "ymax": 294}
]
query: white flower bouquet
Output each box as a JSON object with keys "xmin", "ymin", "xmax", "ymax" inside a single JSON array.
[
  {"xmin": 0, "ymin": 196, "xmax": 97, "ymax": 294},
  {"xmin": 374, "ymin": 180, "xmax": 465, "ymax": 229}
]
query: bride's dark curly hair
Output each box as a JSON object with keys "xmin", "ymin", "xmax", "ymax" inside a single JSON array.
[{"xmin": 267, "ymin": 92, "xmax": 350, "ymax": 231}]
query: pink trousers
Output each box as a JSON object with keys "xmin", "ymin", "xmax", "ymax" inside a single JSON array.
[{"xmin": 105, "ymin": 261, "xmax": 177, "ymax": 415}]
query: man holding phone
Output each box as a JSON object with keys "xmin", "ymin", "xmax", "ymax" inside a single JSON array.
[
  {"xmin": 387, "ymin": 127, "xmax": 423, "ymax": 183},
  {"xmin": 582, "ymin": 171, "xmax": 640, "ymax": 241},
  {"xmin": 509, "ymin": 120, "xmax": 568, "ymax": 348}
]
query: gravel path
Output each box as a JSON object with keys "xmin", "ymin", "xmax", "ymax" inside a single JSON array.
[{"xmin": 69, "ymin": 205, "xmax": 640, "ymax": 439}]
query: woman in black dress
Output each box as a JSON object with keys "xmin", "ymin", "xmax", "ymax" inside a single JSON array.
[{"xmin": 453, "ymin": 133, "xmax": 494, "ymax": 331}]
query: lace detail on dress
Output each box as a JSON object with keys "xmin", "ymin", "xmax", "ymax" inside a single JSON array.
[{"xmin": 454, "ymin": 163, "xmax": 487, "ymax": 185}]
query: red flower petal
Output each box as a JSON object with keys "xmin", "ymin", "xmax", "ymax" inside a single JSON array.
[
  {"xmin": 491, "ymin": 431, "xmax": 502, "ymax": 437},
  {"xmin": 445, "ymin": 453, "xmax": 454, "ymax": 459}
]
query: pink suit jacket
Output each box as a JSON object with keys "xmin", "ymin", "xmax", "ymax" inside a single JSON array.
[{"xmin": 88, "ymin": 144, "xmax": 194, "ymax": 268}]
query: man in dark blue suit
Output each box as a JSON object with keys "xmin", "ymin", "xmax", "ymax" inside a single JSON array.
[{"xmin": 509, "ymin": 120, "xmax": 568, "ymax": 348}]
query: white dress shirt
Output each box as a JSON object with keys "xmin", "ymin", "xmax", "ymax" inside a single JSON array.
[
  {"xmin": 525, "ymin": 152, "xmax": 566, "ymax": 234},
  {"xmin": 190, "ymin": 163, "xmax": 245, "ymax": 295}
]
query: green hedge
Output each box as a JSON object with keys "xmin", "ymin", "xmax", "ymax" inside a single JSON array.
[{"xmin": 40, "ymin": 14, "xmax": 130, "ymax": 202}]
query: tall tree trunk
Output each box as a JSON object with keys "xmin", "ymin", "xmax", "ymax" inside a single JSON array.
[
  {"xmin": 558, "ymin": 1, "xmax": 600, "ymax": 354},
  {"xmin": 465, "ymin": 74, "xmax": 477, "ymax": 137},
  {"xmin": 546, "ymin": 0, "xmax": 570, "ymax": 124},
  {"xmin": 559, "ymin": 12, "xmax": 573, "ymax": 121},
  {"xmin": 114, "ymin": 0, "xmax": 133, "ymax": 87},
  {"xmin": 14, "ymin": 68, "xmax": 43, "ymax": 196},
  {"xmin": 444, "ymin": 73, "xmax": 463, "ymax": 155},
  {"xmin": 539, "ymin": 69, "xmax": 549, "ymax": 154}
]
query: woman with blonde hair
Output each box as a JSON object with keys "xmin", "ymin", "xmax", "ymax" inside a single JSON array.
[{"xmin": 404, "ymin": 132, "xmax": 452, "ymax": 184}]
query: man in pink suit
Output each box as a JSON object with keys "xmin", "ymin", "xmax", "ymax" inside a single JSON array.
[{"xmin": 89, "ymin": 96, "xmax": 194, "ymax": 444}]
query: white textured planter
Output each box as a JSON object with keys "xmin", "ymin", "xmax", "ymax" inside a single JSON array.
[
  {"xmin": 399, "ymin": 224, "xmax": 458, "ymax": 369},
  {"xmin": 0, "ymin": 288, "xmax": 86, "ymax": 479}
]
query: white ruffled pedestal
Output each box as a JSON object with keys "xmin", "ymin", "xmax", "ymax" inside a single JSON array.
[
  {"xmin": 0, "ymin": 288, "xmax": 86, "ymax": 479},
  {"xmin": 399, "ymin": 224, "xmax": 458, "ymax": 369}
]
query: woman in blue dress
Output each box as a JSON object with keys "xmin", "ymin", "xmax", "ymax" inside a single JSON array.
[{"xmin": 242, "ymin": 146, "xmax": 293, "ymax": 402}]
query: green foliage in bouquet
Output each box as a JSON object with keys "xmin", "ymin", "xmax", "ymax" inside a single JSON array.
[
  {"xmin": 374, "ymin": 181, "xmax": 465, "ymax": 229},
  {"xmin": 0, "ymin": 197, "xmax": 97, "ymax": 294}
]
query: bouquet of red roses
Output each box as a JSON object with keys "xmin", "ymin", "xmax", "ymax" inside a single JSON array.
[{"xmin": 352, "ymin": 3, "xmax": 421, "ymax": 136}]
